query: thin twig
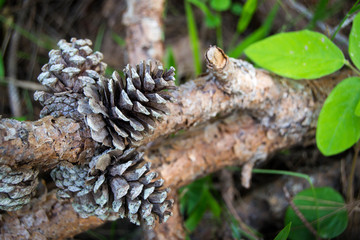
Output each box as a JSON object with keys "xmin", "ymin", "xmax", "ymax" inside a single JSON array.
[
  {"xmin": 0, "ymin": 77, "xmax": 46, "ymax": 91},
  {"xmin": 347, "ymin": 141, "xmax": 360, "ymax": 202},
  {"xmin": 340, "ymin": 158, "xmax": 347, "ymax": 196},
  {"xmin": 287, "ymin": 0, "xmax": 349, "ymax": 47},
  {"xmin": 7, "ymin": 0, "xmax": 31, "ymax": 117},
  {"xmin": 223, "ymin": 191, "xmax": 259, "ymax": 240},
  {"xmin": 283, "ymin": 186, "xmax": 321, "ymax": 240}
]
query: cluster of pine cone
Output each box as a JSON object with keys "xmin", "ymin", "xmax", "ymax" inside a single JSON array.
[{"xmin": 33, "ymin": 38, "xmax": 176, "ymax": 226}]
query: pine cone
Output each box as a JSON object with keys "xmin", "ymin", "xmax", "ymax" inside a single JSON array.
[
  {"xmin": 34, "ymin": 91, "xmax": 83, "ymax": 119},
  {"xmin": 51, "ymin": 148, "xmax": 173, "ymax": 226},
  {"xmin": 35, "ymin": 38, "xmax": 107, "ymax": 119},
  {"xmin": 0, "ymin": 165, "xmax": 39, "ymax": 211},
  {"xmin": 78, "ymin": 60, "xmax": 176, "ymax": 149}
]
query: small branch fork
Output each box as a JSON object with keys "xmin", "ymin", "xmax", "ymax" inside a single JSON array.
[{"xmin": 0, "ymin": 46, "xmax": 352, "ymax": 239}]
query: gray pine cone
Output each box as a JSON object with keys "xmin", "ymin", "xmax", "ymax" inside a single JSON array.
[
  {"xmin": 35, "ymin": 38, "xmax": 107, "ymax": 119},
  {"xmin": 34, "ymin": 91, "xmax": 83, "ymax": 119},
  {"xmin": 0, "ymin": 165, "xmax": 39, "ymax": 211},
  {"xmin": 50, "ymin": 148, "xmax": 173, "ymax": 226},
  {"xmin": 78, "ymin": 60, "xmax": 176, "ymax": 149}
]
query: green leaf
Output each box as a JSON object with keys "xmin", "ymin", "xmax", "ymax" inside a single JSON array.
[
  {"xmin": 206, "ymin": 191, "xmax": 221, "ymax": 218},
  {"xmin": 274, "ymin": 222, "xmax": 291, "ymax": 240},
  {"xmin": 164, "ymin": 47, "xmax": 178, "ymax": 85},
  {"xmin": 94, "ymin": 24, "xmax": 106, "ymax": 52},
  {"xmin": 307, "ymin": 0, "xmax": 329, "ymax": 30},
  {"xmin": 0, "ymin": 52, "xmax": 4, "ymax": 79},
  {"xmin": 355, "ymin": 100, "xmax": 360, "ymax": 117},
  {"xmin": 228, "ymin": 2, "xmax": 278, "ymax": 58},
  {"xmin": 0, "ymin": 0, "xmax": 5, "ymax": 10},
  {"xmin": 111, "ymin": 32, "xmax": 125, "ymax": 47},
  {"xmin": 180, "ymin": 176, "xmax": 222, "ymax": 232},
  {"xmin": 332, "ymin": 0, "xmax": 360, "ymax": 40},
  {"xmin": 285, "ymin": 187, "xmax": 348, "ymax": 240},
  {"xmin": 316, "ymin": 77, "xmax": 360, "ymax": 155},
  {"xmin": 184, "ymin": 199, "xmax": 208, "ymax": 232},
  {"xmin": 12, "ymin": 116, "xmax": 27, "ymax": 121},
  {"xmin": 210, "ymin": 0, "xmax": 231, "ymax": 11},
  {"xmin": 349, "ymin": 12, "xmax": 360, "ymax": 70},
  {"xmin": 187, "ymin": 0, "xmax": 220, "ymax": 28},
  {"xmin": 230, "ymin": 3, "xmax": 242, "ymax": 16},
  {"xmin": 244, "ymin": 30, "xmax": 345, "ymax": 79},
  {"xmin": 230, "ymin": 220, "xmax": 242, "ymax": 240},
  {"xmin": 185, "ymin": 1, "xmax": 202, "ymax": 75},
  {"xmin": 0, "ymin": 15, "xmax": 56, "ymax": 50},
  {"xmin": 237, "ymin": 0, "xmax": 257, "ymax": 34}
]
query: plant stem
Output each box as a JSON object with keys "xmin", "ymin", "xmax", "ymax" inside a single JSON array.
[
  {"xmin": 331, "ymin": 0, "xmax": 360, "ymax": 40},
  {"xmin": 347, "ymin": 140, "xmax": 360, "ymax": 202},
  {"xmin": 252, "ymin": 168, "xmax": 315, "ymax": 190},
  {"xmin": 345, "ymin": 60, "xmax": 360, "ymax": 75}
]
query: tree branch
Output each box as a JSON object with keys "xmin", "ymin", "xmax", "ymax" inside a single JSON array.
[
  {"xmin": 0, "ymin": 46, "xmax": 354, "ymax": 239},
  {"xmin": 0, "ymin": 116, "xmax": 96, "ymax": 170},
  {"xmin": 122, "ymin": 0, "xmax": 165, "ymax": 64},
  {"xmin": 0, "ymin": 48, "xmax": 349, "ymax": 169}
]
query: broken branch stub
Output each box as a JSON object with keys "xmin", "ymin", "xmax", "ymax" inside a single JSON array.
[{"xmin": 206, "ymin": 45, "xmax": 257, "ymax": 96}]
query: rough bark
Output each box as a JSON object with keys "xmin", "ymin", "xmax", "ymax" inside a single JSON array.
[
  {"xmin": 0, "ymin": 49, "xmax": 350, "ymax": 169},
  {"xmin": 122, "ymin": 0, "xmax": 165, "ymax": 65},
  {"xmin": 0, "ymin": 116, "xmax": 96, "ymax": 170},
  {"xmin": 0, "ymin": 47, "xmax": 355, "ymax": 239},
  {"xmin": 0, "ymin": 191, "xmax": 104, "ymax": 240}
]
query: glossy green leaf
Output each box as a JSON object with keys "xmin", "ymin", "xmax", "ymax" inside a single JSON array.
[
  {"xmin": 349, "ymin": 12, "xmax": 360, "ymax": 70},
  {"xmin": 285, "ymin": 187, "xmax": 348, "ymax": 240},
  {"xmin": 355, "ymin": 100, "xmax": 360, "ymax": 117},
  {"xmin": 274, "ymin": 222, "xmax": 291, "ymax": 240},
  {"xmin": 237, "ymin": 0, "xmax": 257, "ymax": 34},
  {"xmin": 316, "ymin": 77, "xmax": 360, "ymax": 155},
  {"xmin": 244, "ymin": 30, "xmax": 345, "ymax": 79},
  {"xmin": 210, "ymin": 0, "xmax": 231, "ymax": 11}
]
